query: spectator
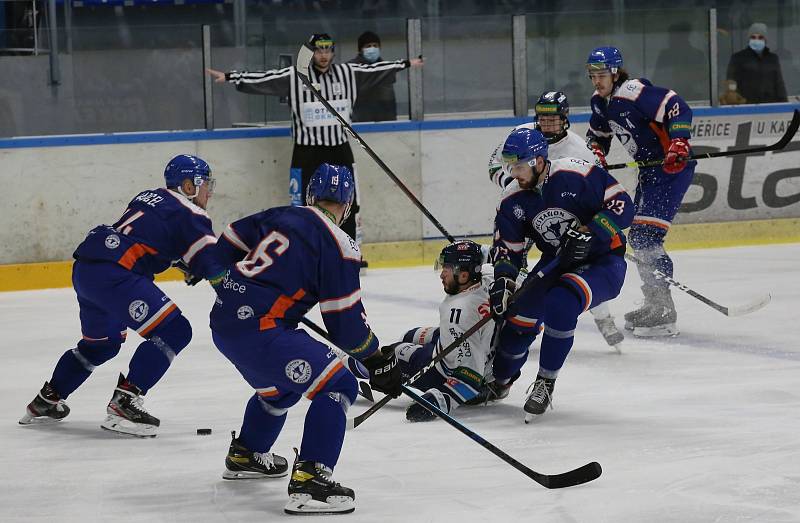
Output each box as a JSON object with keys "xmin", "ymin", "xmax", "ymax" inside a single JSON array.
[
  {"xmin": 348, "ymin": 31, "xmax": 403, "ymax": 122},
  {"xmin": 725, "ymin": 22, "xmax": 788, "ymax": 104}
]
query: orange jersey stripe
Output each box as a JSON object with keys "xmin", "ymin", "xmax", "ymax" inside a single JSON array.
[
  {"xmin": 259, "ymin": 289, "xmax": 307, "ymax": 331},
  {"xmin": 139, "ymin": 303, "xmax": 177, "ymax": 337},
  {"xmin": 649, "ymin": 121, "xmax": 671, "ymax": 153},
  {"xmin": 306, "ymin": 361, "xmax": 344, "ymax": 400},
  {"xmin": 632, "ymin": 218, "xmax": 671, "ymax": 230},
  {"xmin": 562, "ymin": 273, "xmax": 592, "ymax": 311},
  {"xmin": 508, "ymin": 316, "xmax": 536, "ymax": 328},
  {"xmin": 118, "ymin": 243, "xmax": 158, "ymax": 270}
]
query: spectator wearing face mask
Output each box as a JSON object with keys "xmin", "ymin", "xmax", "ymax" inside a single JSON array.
[
  {"xmin": 349, "ymin": 31, "xmax": 415, "ymax": 122},
  {"xmin": 725, "ymin": 22, "xmax": 788, "ymax": 104}
]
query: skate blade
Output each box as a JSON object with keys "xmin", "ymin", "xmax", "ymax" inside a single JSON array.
[
  {"xmin": 19, "ymin": 413, "xmax": 65, "ymax": 425},
  {"xmin": 284, "ymin": 493, "xmax": 355, "ymax": 515},
  {"xmin": 632, "ymin": 324, "xmax": 679, "ymax": 338},
  {"xmin": 523, "ymin": 410, "xmax": 546, "ymax": 424},
  {"xmin": 222, "ymin": 468, "xmax": 288, "ymax": 480},
  {"xmin": 100, "ymin": 415, "xmax": 157, "ymax": 438}
]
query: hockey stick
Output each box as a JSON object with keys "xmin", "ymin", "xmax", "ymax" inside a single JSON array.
[
  {"xmin": 625, "ymin": 253, "xmax": 771, "ymax": 316},
  {"xmin": 606, "ymin": 109, "xmax": 800, "ymax": 171},
  {"xmin": 295, "ymin": 44, "xmax": 456, "ymax": 243},
  {"xmin": 299, "ymin": 315, "xmax": 601, "ymax": 489},
  {"xmin": 299, "ymin": 317, "xmax": 376, "ymax": 402},
  {"xmin": 403, "ymin": 386, "xmax": 602, "ymax": 489},
  {"xmin": 347, "ymin": 256, "xmax": 561, "ymax": 430}
]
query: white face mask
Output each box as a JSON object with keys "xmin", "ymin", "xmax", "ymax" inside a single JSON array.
[
  {"xmin": 749, "ymin": 38, "xmax": 766, "ymax": 53},
  {"xmin": 362, "ymin": 47, "xmax": 380, "ymax": 63}
]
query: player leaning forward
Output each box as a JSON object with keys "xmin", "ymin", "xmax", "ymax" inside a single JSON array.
[
  {"xmin": 488, "ymin": 90, "xmax": 625, "ymax": 349},
  {"xmin": 210, "ymin": 163, "xmax": 402, "ymax": 515},
  {"xmin": 585, "ymin": 46, "xmax": 696, "ymax": 337},
  {"xmin": 489, "ymin": 128, "xmax": 633, "ymax": 422},
  {"xmin": 20, "ymin": 155, "xmax": 224, "ymax": 436}
]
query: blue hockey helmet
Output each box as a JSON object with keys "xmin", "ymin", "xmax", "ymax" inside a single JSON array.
[
  {"xmin": 435, "ymin": 240, "xmax": 483, "ymax": 278},
  {"xmin": 164, "ymin": 154, "xmax": 215, "ymax": 196},
  {"xmin": 306, "ymin": 163, "xmax": 355, "ymax": 221},
  {"xmin": 501, "ymin": 128, "xmax": 549, "ymax": 170},
  {"xmin": 586, "ymin": 46, "xmax": 623, "ymax": 74},
  {"xmin": 534, "ymin": 91, "xmax": 570, "ymax": 140}
]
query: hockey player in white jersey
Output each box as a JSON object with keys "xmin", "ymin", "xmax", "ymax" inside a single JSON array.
[
  {"xmin": 487, "ymin": 91, "xmax": 624, "ymax": 349},
  {"xmin": 394, "ymin": 240, "xmax": 495, "ymax": 422}
]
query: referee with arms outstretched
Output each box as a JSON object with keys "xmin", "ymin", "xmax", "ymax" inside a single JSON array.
[{"xmin": 208, "ymin": 33, "xmax": 423, "ymax": 266}]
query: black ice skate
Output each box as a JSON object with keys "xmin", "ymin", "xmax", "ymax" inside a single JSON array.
[
  {"xmin": 100, "ymin": 373, "xmax": 160, "ymax": 438},
  {"xmin": 523, "ymin": 375, "xmax": 556, "ymax": 423},
  {"xmin": 285, "ymin": 451, "xmax": 355, "ymax": 515},
  {"xmin": 19, "ymin": 381, "xmax": 70, "ymax": 425},
  {"xmin": 630, "ymin": 286, "xmax": 679, "ymax": 338},
  {"xmin": 593, "ymin": 315, "xmax": 624, "ymax": 351},
  {"xmin": 483, "ymin": 371, "xmax": 520, "ymax": 402},
  {"xmin": 223, "ymin": 431, "xmax": 289, "ymax": 479}
]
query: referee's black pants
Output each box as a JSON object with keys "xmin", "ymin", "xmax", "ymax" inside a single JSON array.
[{"xmin": 291, "ymin": 143, "xmax": 359, "ymax": 241}]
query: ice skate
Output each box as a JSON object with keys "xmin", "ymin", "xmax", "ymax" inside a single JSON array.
[
  {"xmin": 631, "ymin": 286, "xmax": 679, "ymax": 338},
  {"xmin": 223, "ymin": 431, "xmax": 289, "ymax": 479},
  {"xmin": 523, "ymin": 375, "xmax": 556, "ymax": 423},
  {"xmin": 285, "ymin": 452, "xmax": 355, "ymax": 515},
  {"xmin": 100, "ymin": 373, "xmax": 159, "ymax": 438},
  {"xmin": 624, "ymin": 285, "xmax": 655, "ymax": 330},
  {"xmin": 19, "ymin": 381, "xmax": 70, "ymax": 425},
  {"xmin": 594, "ymin": 315, "xmax": 624, "ymax": 351}
]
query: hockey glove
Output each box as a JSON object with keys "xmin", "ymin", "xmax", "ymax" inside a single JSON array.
[
  {"xmin": 406, "ymin": 389, "xmax": 452, "ymax": 422},
  {"xmin": 557, "ymin": 221, "xmax": 595, "ymax": 268},
  {"xmin": 588, "ymin": 141, "xmax": 608, "ymax": 168},
  {"xmin": 489, "ymin": 276, "xmax": 517, "ymax": 319},
  {"xmin": 173, "ymin": 260, "xmax": 202, "ymax": 286},
  {"xmin": 363, "ymin": 344, "xmax": 403, "ymax": 398},
  {"xmin": 663, "ymin": 138, "xmax": 690, "ymax": 174}
]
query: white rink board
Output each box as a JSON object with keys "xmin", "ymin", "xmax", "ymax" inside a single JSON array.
[
  {"xmin": 1, "ymin": 244, "xmax": 799, "ymax": 522},
  {"xmin": 419, "ymin": 111, "xmax": 800, "ymax": 238}
]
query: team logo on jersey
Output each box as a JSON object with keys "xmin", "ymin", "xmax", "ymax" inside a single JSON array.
[
  {"xmin": 105, "ymin": 234, "xmax": 120, "ymax": 249},
  {"xmin": 285, "ymin": 359, "xmax": 312, "ymax": 384},
  {"xmin": 236, "ymin": 305, "xmax": 254, "ymax": 320},
  {"xmin": 477, "ymin": 303, "xmax": 490, "ymax": 319},
  {"xmin": 513, "ymin": 204, "xmax": 525, "ymax": 220},
  {"xmin": 128, "ymin": 300, "xmax": 149, "ymax": 322},
  {"xmin": 532, "ymin": 208, "xmax": 578, "ymax": 247},
  {"xmin": 608, "ymin": 120, "xmax": 638, "ymax": 157}
]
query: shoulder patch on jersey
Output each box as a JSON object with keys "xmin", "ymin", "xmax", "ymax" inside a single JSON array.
[
  {"xmin": 163, "ymin": 189, "xmax": 211, "ymax": 218},
  {"xmin": 613, "ymin": 79, "xmax": 645, "ymax": 102},
  {"xmin": 305, "ymin": 206, "xmax": 361, "ymax": 262}
]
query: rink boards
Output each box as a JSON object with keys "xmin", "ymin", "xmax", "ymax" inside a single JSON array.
[{"xmin": 0, "ymin": 103, "xmax": 798, "ymax": 290}]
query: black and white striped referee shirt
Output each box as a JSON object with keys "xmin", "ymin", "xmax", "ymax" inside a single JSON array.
[{"xmin": 226, "ymin": 60, "xmax": 410, "ymax": 146}]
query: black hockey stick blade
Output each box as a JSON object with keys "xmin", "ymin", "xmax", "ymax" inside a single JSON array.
[
  {"xmin": 403, "ymin": 386, "xmax": 602, "ymax": 489},
  {"xmin": 607, "ymin": 109, "xmax": 800, "ymax": 170},
  {"xmin": 358, "ymin": 381, "xmax": 375, "ymax": 403},
  {"xmin": 347, "ymin": 257, "xmax": 562, "ymax": 430}
]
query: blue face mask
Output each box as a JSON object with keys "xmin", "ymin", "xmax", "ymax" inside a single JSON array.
[
  {"xmin": 749, "ymin": 38, "xmax": 766, "ymax": 53},
  {"xmin": 362, "ymin": 47, "xmax": 380, "ymax": 63}
]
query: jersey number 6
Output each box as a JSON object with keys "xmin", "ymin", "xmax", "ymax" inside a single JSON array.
[{"xmin": 236, "ymin": 231, "xmax": 290, "ymax": 277}]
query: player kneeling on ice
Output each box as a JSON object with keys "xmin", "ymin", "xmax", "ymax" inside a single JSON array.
[
  {"xmin": 387, "ymin": 240, "xmax": 495, "ymax": 422},
  {"xmin": 19, "ymin": 155, "xmax": 224, "ymax": 437},
  {"xmin": 487, "ymin": 90, "xmax": 625, "ymax": 349},
  {"xmin": 210, "ymin": 163, "xmax": 402, "ymax": 515},
  {"xmin": 488, "ymin": 128, "xmax": 633, "ymax": 422}
]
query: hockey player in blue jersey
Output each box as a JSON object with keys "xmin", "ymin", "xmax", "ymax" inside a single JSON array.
[
  {"xmin": 210, "ymin": 163, "xmax": 402, "ymax": 515},
  {"xmin": 488, "ymin": 128, "xmax": 633, "ymax": 422},
  {"xmin": 19, "ymin": 154, "xmax": 224, "ymax": 437},
  {"xmin": 585, "ymin": 46, "xmax": 695, "ymax": 337}
]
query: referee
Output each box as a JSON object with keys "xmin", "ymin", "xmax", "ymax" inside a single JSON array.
[{"xmin": 207, "ymin": 33, "xmax": 423, "ymax": 265}]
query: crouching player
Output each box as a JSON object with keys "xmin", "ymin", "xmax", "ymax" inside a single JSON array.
[
  {"xmin": 489, "ymin": 128, "xmax": 633, "ymax": 422},
  {"xmin": 391, "ymin": 240, "xmax": 495, "ymax": 422},
  {"xmin": 210, "ymin": 163, "xmax": 402, "ymax": 515},
  {"xmin": 19, "ymin": 155, "xmax": 223, "ymax": 437}
]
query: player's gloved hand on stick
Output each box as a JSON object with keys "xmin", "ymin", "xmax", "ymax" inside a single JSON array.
[
  {"xmin": 588, "ymin": 141, "xmax": 608, "ymax": 168},
  {"xmin": 489, "ymin": 277, "xmax": 517, "ymax": 319},
  {"xmin": 363, "ymin": 344, "xmax": 403, "ymax": 398},
  {"xmin": 173, "ymin": 260, "xmax": 202, "ymax": 286},
  {"xmin": 558, "ymin": 221, "xmax": 594, "ymax": 268},
  {"xmin": 663, "ymin": 138, "xmax": 690, "ymax": 174}
]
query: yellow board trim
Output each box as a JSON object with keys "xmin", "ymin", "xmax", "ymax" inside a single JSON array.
[{"xmin": 2, "ymin": 217, "xmax": 799, "ymax": 292}]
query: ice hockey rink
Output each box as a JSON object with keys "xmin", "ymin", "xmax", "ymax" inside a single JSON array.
[{"xmin": 1, "ymin": 243, "xmax": 798, "ymax": 522}]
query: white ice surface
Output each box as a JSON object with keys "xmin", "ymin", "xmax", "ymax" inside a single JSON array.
[{"xmin": 1, "ymin": 244, "xmax": 799, "ymax": 522}]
